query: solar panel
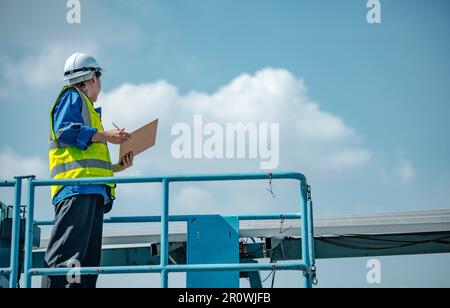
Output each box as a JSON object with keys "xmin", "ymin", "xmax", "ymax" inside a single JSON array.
[{"xmin": 38, "ymin": 208, "xmax": 450, "ymax": 249}]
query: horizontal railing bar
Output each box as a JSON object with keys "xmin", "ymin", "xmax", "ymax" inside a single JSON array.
[
  {"xmin": 0, "ymin": 181, "xmax": 15, "ymax": 187},
  {"xmin": 238, "ymin": 214, "xmax": 301, "ymax": 220},
  {"xmin": 32, "ymin": 176, "xmax": 163, "ymax": 187},
  {"xmin": 31, "ymin": 172, "xmax": 306, "ymax": 187},
  {"xmin": 166, "ymin": 172, "xmax": 306, "ymax": 183},
  {"xmin": 166, "ymin": 263, "xmax": 307, "ymax": 273},
  {"xmin": 35, "ymin": 213, "xmax": 302, "ymax": 226},
  {"xmin": 29, "ymin": 262, "xmax": 307, "ymax": 276}
]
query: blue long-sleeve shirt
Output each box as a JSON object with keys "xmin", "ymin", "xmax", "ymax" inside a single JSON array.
[{"xmin": 52, "ymin": 88, "xmax": 112, "ymax": 212}]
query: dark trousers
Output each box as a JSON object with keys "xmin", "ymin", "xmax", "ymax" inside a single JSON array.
[{"xmin": 41, "ymin": 195, "xmax": 105, "ymax": 288}]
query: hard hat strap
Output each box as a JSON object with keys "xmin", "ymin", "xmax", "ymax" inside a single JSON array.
[{"xmin": 64, "ymin": 66, "xmax": 99, "ymax": 77}]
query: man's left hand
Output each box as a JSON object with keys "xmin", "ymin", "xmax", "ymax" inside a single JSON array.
[
  {"xmin": 122, "ymin": 152, "xmax": 134, "ymax": 168},
  {"xmin": 113, "ymin": 152, "xmax": 134, "ymax": 173}
]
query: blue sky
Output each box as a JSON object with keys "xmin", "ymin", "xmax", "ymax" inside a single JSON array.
[{"xmin": 0, "ymin": 0, "xmax": 449, "ymax": 287}]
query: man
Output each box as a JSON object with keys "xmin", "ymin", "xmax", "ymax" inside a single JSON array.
[{"xmin": 42, "ymin": 52, "xmax": 134, "ymax": 288}]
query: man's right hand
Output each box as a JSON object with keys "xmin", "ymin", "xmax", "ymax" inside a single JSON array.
[{"xmin": 92, "ymin": 129, "xmax": 131, "ymax": 144}]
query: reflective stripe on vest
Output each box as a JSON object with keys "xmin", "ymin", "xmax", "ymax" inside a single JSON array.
[
  {"xmin": 51, "ymin": 159, "xmax": 112, "ymax": 178},
  {"xmin": 49, "ymin": 139, "xmax": 69, "ymax": 150},
  {"xmin": 49, "ymin": 138, "xmax": 107, "ymax": 150}
]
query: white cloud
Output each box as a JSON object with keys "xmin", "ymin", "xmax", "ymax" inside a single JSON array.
[
  {"xmin": 381, "ymin": 153, "xmax": 416, "ymax": 183},
  {"xmin": 322, "ymin": 148, "xmax": 372, "ymax": 170},
  {"xmin": 100, "ymin": 81, "xmax": 177, "ymax": 127},
  {"xmin": 0, "ymin": 42, "xmax": 99, "ymax": 95},
  {"xmin": 393, "ymin": 156, "xmax": 416, "ymax": 182},
  {"xmin": 181, "ymin": 69, "xmax": 355, "ymax": 142},
  {"xmin": 98, "ymin": 68, "xmax": 371, "ymax": 173},
  {"xmin": 0, "ymin": 148, "xmax": 48, "ymax": 179}
]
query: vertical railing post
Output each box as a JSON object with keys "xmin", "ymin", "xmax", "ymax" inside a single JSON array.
[
  {"xmin": 160, "ymin": 178, "xmax": 170, "ymax": 288},
  {"xmin": 308, "ymin": 188, "xmax": 316, "ymax": 276},
  {"xmin": 300, "ymin": 181, "xmax": 312, "ymax": 288},
  {"xmin": 23, "ymin": 176, "xmax": 36, "ymax": 288},
  {"xmin": 9, "ymin": 177, "xmax": 22, "ymax": 288}
]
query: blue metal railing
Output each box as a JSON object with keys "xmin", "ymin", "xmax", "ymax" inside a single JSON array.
[{"xmin": 3, "ymin": 172, "xmax": 316, "ymax": 288}]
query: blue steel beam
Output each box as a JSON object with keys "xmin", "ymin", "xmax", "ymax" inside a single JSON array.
[
  {"xmin": 308, "ymin": 194, "xmax": 317, "ymax": 284},
  {"xmin": 28, "ymin": 262, "xmax": 307, "ymax": 276},
  {"xmin": 24, "ymin": 176, "xmax": 36, "ymax": 288},
  {"xmin": 0, "ymin": 181, "xmax": 16, "ymax": 187},
  {"xmin": 160, "ymin": 178, "xmax": 170, "ymax": 288},
  {"xmin": 300, "ymin": 181, "xmax": 311, "ymax": 288},
  {"xmin": 9, "ymin": 178, "xmax": 23, "ymax": 288},
  {"xmin": 31, "ymin": 172, "xmax": 306, "ymax": 187}
]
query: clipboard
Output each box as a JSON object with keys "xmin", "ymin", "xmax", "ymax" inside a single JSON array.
[{"xmin": 119, "ymin": 118, "xmax": 159, "ymax": 163}]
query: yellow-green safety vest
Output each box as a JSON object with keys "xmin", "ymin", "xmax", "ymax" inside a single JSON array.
[{"xmin": 48, "ymin": 86, "xmax": 116, "ymax": 202}]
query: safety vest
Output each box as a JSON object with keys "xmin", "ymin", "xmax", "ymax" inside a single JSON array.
[{"xmin": 48, "ymin": 86, "xmax": 116, "ymax": 202}]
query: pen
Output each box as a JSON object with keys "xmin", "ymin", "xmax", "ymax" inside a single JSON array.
[
  {"xmin": 112, "ymin": 122, "xmax": 124, "ymax": 131},
  {"xmin": 113, "ymin": 122, "xmax": 131, "ymax": 139}
]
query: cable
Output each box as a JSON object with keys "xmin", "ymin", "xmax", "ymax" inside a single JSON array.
[
  {"xmin": 338, "ymin": 234, "xmax": 437, "ymax": 244},
  {"xmin": 317, "ymin": 234, "xmax": 450, "ymax": 251},
  {"xmin": 271, "ymin": 269, "xmax": 276, "ymax": 288},
  {"xmin": 261, "ymin": 268, "xmax": 275, "ymax": 283}
]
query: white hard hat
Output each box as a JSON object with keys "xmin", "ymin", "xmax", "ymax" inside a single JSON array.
[{"xmin": 63, "ymin": 52, "xmax": 103, "ymax": 85}]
